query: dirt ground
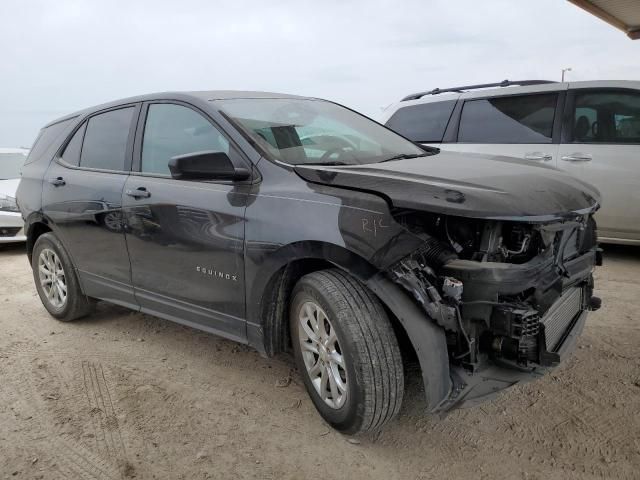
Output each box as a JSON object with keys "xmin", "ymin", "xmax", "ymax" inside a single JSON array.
[{"xmin": 1, "ymin": 242, "xmax": 639, "ymax": 480}]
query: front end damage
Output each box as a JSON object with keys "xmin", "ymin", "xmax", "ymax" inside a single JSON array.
[
  {"xmin": 387, "ymin": 209, "xmax": 602, "ymax": 411},
  {"xmin": 295, "ymin": 154, "xmax": 602, "ymax": 412}
]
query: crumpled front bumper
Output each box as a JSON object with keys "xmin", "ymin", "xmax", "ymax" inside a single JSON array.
[
  {"xmin": 437, "ymin": 308, "xmax": 587, "ymax": 412},
  {"xmin": 433, "ymin": 239, "xmax": 597, "ymax": 412}
]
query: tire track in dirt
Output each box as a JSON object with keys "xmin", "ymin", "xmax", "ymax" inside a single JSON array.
[
  {"xmin": 82, "ymin": 361, "xmax": 128, "ymax": 465},
  {"xmin": 1, "ymin": 341, "xmax": 161, "ymax": 366},
  {"xmin": 9, "ymin": 355, "xmax": 128, "ymax": 479}
]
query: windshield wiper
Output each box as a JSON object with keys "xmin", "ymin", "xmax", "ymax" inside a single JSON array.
[
  {"xmin": 379, "ymin": 153, "xmax": 430, "ymax": 163},
  {"xmin": 300, "ymin": 161, "xmax": 350, "ymax": 166}
]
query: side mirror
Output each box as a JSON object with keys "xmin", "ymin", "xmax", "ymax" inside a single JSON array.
[{"xmin": 168, "ymin": 151, "xmax": 251, "ymax": 181}]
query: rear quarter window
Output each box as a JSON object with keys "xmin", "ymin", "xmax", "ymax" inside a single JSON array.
[
  {"xmin": 24, "ymin": 118, "xmax": 76, "ymax": 165},
  {"xmin": 385, "ymin": 100, "xmax": 456, "ymax": 142}
]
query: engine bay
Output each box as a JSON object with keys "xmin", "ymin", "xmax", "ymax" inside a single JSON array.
[{"xmin": 388, "ymin": 209, "xmax": 601, "ymax": 372}]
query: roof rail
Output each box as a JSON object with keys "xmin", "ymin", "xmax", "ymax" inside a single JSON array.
[{"xmin": 401, "ymin": 79, "xmax": 557, "ymax": 101}]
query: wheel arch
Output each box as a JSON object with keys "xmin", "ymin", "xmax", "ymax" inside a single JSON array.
[
  {"xmin": 247, "ymin": 241, "xmax": 379, "ymax": 356},
  {"xmin": 25, "ymin": 215, "xmax": 53, "ymax": 264},
  {"xmin": 248, "ymin": 240, "xmax": 452, "ymax": 413}
]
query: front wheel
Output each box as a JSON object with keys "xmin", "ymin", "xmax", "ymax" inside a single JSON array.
[
  {"xmin": 290, "ymin": 269, "xmax": 404, "ymax": 434},
  {"xmin": 32, "ymin": 232, "xmax": 94, "ymax": 322}
]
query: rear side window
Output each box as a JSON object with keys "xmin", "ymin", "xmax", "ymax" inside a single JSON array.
[
  {"xmin": 458, "ymin": 93, "xmax": 557, "ymax": 143},
  {"xmin": 61, "ymin": 123, "xmax": 86, "ymax": 166},
  {"xmin": 80, "ymin": 107, "xmax": 135, "ymax": 171},
  {"xmin": 385, "ymin": 100, "xmax": 456, "ymax": 142},
  {"xmin": 25, "ymin": 118, "xmax": 75, "ymax": 165},
  {"xmin": 572, "ymin": 91, "xmax": 640, "ymax": 143}
]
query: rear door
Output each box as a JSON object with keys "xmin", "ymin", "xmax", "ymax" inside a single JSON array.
[
  {"xmin": 558, "ymin": 88, "xmax": 640, "ymax": 242},
  {"xmin": 42, "ymin": 105, "xmax": 139, "ymax": 308},
  {"xmin": 444, "ymin": 91, "xmax": 563, "ymax": 166},
  {"xmin": 122, "ymin": 101, "xmax": 250, "ymax": 341}
]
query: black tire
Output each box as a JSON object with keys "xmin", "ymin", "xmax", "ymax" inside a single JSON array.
[
  {"xmin": 290, "ymin": 269, "xmax": 404, "ymax": 434},
  {"xmin": 32, "ymin": 232, "xmax": 94, "ymax": 322}
]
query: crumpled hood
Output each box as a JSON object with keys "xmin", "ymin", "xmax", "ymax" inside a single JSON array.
[{"xmin": 294, "ymin": 151, "xmax": 601, "ymax": 221}]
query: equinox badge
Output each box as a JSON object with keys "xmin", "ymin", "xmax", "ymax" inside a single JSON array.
[{"xmin": 196, "ymin": 266, "xmax": 238, "ymax": 282}]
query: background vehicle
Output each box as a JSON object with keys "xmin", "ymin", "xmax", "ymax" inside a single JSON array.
[
  {"xmin": 17, "ymin": 91, "xmax": 600, "ymax": 434},
  {"xmin": 380, "ymin": 80, "xmax": 640, "ymax": 245},
  {"xmin": 0, "ymin": 148, "xmax": 29, "ymax": 243}
]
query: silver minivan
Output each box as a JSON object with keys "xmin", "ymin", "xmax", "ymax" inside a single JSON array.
[{"xmin": 380, "ymin": 80, "xmax": 640, "ymax": 245}]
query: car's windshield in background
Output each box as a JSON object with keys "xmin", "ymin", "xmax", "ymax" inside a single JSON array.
[
  {"xmin": 217, "ymin": 98, "xmax": 428, "ymax": 165},
  {"xmin": 0, "ymin": 153, "xmax": 27, "ymax": 179}
]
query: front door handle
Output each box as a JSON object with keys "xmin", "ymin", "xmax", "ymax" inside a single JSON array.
[
  {"xmin": 524, "ymin": 152, "xmax": 553, "ymax": 162},
  {"xmin": 126, "ymin": 187, "xmax": 151, "ymax": 199},
  {"xmin": 561, "ymin": 153, "xmax": 592, "ymax": 162},
  {"xmin": 48, "ymin": 177, "xmax": 66, "ymax": 187}
]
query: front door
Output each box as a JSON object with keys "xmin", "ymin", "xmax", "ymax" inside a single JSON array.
[
  {"xmin": 122, "ymin": 102, "xmax": 249, "ymax": 341},
  {"xmin": 558, "ymin": 89, "xmax": 640, "ymax": 242},
  {"xmin": 42, "ymin": 105, "xmax": 139, "ymax": 308}
]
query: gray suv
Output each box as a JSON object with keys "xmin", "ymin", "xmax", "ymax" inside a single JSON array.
[{"xmin": 17, "ymin": 90, "xmax": 601, "ymax": 434}]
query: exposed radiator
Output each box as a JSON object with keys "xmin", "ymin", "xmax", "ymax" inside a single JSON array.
[{"xmin": 542, "ymin": 287, "xmax": 583, "ymax": 351}]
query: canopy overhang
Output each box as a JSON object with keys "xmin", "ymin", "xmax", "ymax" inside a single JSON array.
[{"xmin": 569, "ymin": 0, "xmax": 640, "ymax": 39}]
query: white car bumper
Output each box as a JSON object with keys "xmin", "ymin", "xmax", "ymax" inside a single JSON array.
[{"xmin": 0, "ymin": 211, "xmax": 26, "ymax": 243}]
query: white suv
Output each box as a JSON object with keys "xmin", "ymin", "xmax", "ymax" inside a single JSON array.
[{"xmin": 380, "ymin": 80, "xmax": 640, "ymax": 245}]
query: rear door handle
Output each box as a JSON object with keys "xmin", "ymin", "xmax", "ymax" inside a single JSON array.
[
  {"xmin": 48, "ymin": 177, "xmax": 66, "ymax": 187},
  {"xmin": 524, "ymin": 152, "xmax": 553, "ymax": 162},
  {"xmin": 126, "ymin": 187, "xmax": 151, "ymax": 199},
  {"xmin": 561, "ymin": 153, "xmax": 592, "ymax": 162}
]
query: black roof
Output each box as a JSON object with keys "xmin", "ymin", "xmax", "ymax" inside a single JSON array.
[{"xmin": 45, "ymin": 90, "xmax": 311, "ymax": 128}]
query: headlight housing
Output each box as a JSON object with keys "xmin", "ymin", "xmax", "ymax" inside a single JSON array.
[{"xmin": 0, "ymin": 194, "xmax": 19, "ymax": 213}]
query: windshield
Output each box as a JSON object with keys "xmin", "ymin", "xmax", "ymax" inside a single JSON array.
[
  {"xmin": 217, "ymin": 98, "xmax": 428, "ymax": 165},
  {"xmin": 0, "ymin": 153, "xmax": 27, "ymax": 179}
]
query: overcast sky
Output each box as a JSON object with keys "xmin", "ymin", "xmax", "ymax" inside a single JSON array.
[{"xmin": 1, "ymin": 0, "xmax": 639, "ymax": 146}]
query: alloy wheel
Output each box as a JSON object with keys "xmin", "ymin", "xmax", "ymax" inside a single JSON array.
[
  {"xmin": 38, "ymin": 248, "xmax": 67, "ymax": 309},
  {"xmin": 297, "ymin": 301, "xmax": 348, "ymax": 409}
]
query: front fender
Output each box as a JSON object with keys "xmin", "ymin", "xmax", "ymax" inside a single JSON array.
[
  {"xmin": 366, "ymin": 272, "xmax": 452, "ymax": 412},
  {"xmin": 248, "ymin": 240, "xmax": 378, "ymax": 301}
]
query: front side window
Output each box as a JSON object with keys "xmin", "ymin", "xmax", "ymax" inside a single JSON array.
[
  {"xmin": 572, "ymin": 91, "xmax": 640, "ymax": 143},
  {"xmin": 141, "ymin": 103, "xmax": 230, "ymax": 175},
  {"xmin": 80, "ymin": 107, "xmax": 135, "ymax": 171},
  {"xmin": 385, "ymin": 100, "xmax": 456, "ymax": 143},
  {"xmin": 458, "ymin": 93, "xmax": 557, "ymax": 144},
  {"xmin": 217, "ymin": 98, "xmax": 427, "ymax": 165}
]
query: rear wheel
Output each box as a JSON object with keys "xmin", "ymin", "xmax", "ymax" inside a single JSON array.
[
  {"xmin": 32, "ymin": 233, "xmax": 94, "ymax": 322},
  {"xmin": 290, "ymin": 269, "xmax": 404, "ymax": 434}
]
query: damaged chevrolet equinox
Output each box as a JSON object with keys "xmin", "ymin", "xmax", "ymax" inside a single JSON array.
[{"xmin": 17, "ymin": 91, "xmax": 602, "ymax": 434}]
